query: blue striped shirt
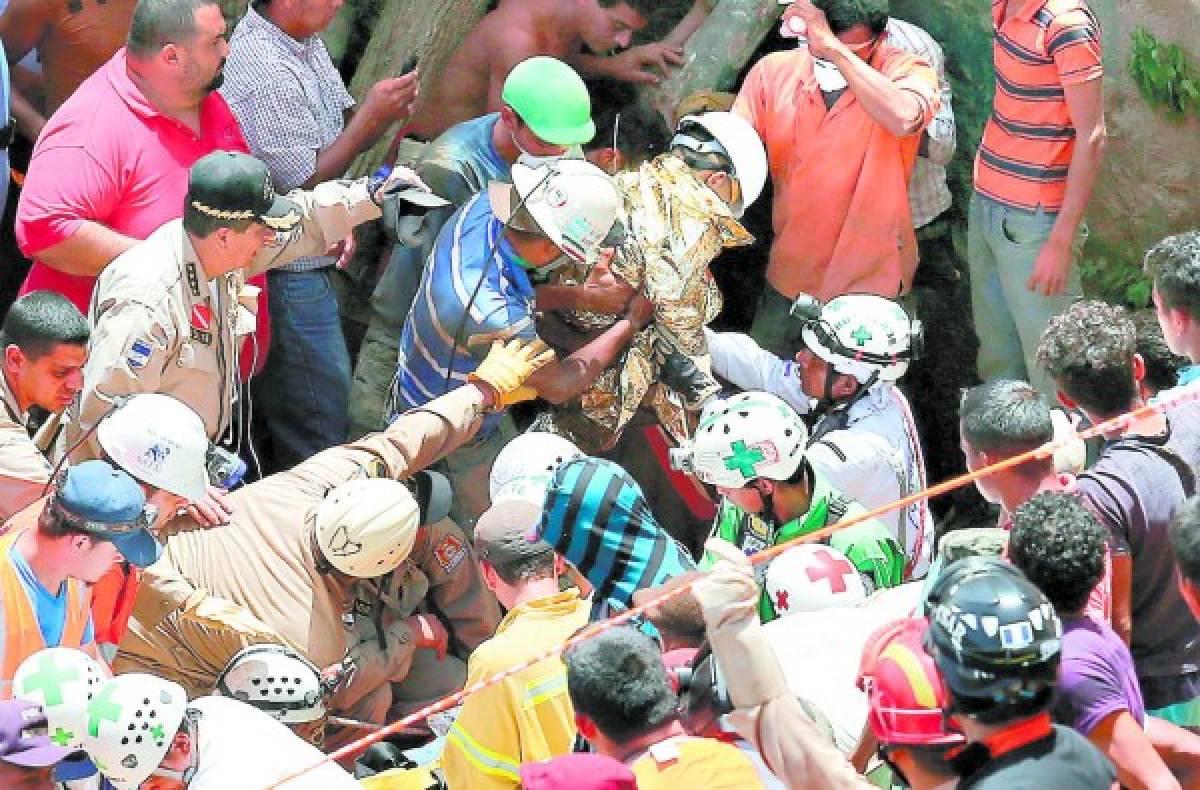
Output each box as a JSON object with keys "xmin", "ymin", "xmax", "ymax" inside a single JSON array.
[{"xmin": 390, "ymin": 192, "xmax": 538, "ymax": 434}]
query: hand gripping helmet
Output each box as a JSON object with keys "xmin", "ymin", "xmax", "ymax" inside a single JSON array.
[
  {"xmin": 81, "ymin": 674, "xmax": 188, "ymax": 788},
  {"xmin": 671, "ymin": 111, "xmax": 768, "ymax": 217},
  {"xmin": 314, "ymin": 477, "xmax": 419, "ymax": 578},
  {"xmin": 216, "ymin": 645, "xmax": 325, "ymax": 724},
  {"xmin": 96, "ymin": 393, "xmax": 209, "ymax": 502},
  {"xmin": 674, "ymin": 392, "xmax": 808, "ymax": 488},
  {"xmin": 791, "ymin": 293, "xmax": 923, "ymax": 384},
  {"xmin": 13, "ymin": 647, "xmax": 106, "ymax": 751},
  {"xmin": 924, "ymin": 557, "xmax": 1062, "ymax": 724},
  {"xmin": 857, "ymin": 618, "xmax": 965, "ymax": 748},
  {"xmin": 489, "ymin": 431, "xmax": 585, "ymax": 506},
  {"xmin": 765, "ymin": 544, "xmax": 868, "ymax": 616}
]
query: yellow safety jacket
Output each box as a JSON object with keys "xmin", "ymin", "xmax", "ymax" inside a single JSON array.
[
  {"xmin": 0, "ymin": 527, "xmax": 91, "ymax": 698},
  {"xmin": 442, "ymin": 589, "xmax": 589, "ymax": 788}
]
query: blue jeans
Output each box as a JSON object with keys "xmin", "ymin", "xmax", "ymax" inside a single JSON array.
[
  {"xmin": 256, "ymin": 268, "xmax": 351, "ymax": 470},
  {"xmin": 968, "ymin": 192, "xmax": 1085, "ymax": 396}
]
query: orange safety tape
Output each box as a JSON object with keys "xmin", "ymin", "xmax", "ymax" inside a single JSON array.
[{"xmin": 266, "ymin": 386, "xmax": 1200, "ymax": 788}]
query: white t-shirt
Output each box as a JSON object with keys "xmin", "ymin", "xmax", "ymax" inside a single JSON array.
[{"xmin": 186, "ymin": 696, "xmax": 358, "ymax": 789}]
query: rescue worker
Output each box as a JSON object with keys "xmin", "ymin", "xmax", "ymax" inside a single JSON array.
[
  {"xmin": 0, "ymin": 460, "xmax": 155, "ymax": 692},
  {"xmin": 389, "ymin": 158, "xmax": 652, "ymax": 528},
  {"xmin": 350, "ymin": 55, "xmax": 596, "ymax": 439},
  {"xmin": 856, "ymin": 618, "xmax": 964, "ymax": 789},
  {"xmin": 708, "ymin": 292, "xmax": 934, "ymax": 578},
  {"xmin": 117, "ymin": 338, "xmax": 550, "ymax": 732},
  {"xmin": 68, "ymin": 150, "xmax": 422, "ymax": 463},
  {"xmin": 0, "ymin": 291, "xmax": 88, "ymax": 520},
  {"xmin": 442, "ymin": 500, "xmax": 590, "ymax": 788},
  {"xmin": 536, "ymin": 110, "xmax": 768, "ymax": 452},
  {"xmin": 81, "ymin": 673, "xmax": 358, "ymax": 789},
  {"xmin": 215, "ymin": 645, "xmax": 327, "ymax": 747},
  {"xmin": 672, "ymin": 390, "xmax": 904, "ymax": 621},
  {"xmin": 925, "ymin": 557, "xmax": 1117, "ymax": 787}
]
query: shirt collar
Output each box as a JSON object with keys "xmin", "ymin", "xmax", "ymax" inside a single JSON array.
[
  {"xmin": 1000, "ymin": 0, "xmax": 1049, "ymax": 23},
  {"xmin": 108, "ymin": 47, "xmax": 227, "ymax": 125},
  {"xmin": 107, "ymin": 48, "xmax": 164, "ymax": 121}
]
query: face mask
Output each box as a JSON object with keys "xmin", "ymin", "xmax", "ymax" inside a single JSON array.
[{"xmin": 512, "ymin": 127, "xmax": 581, "ymax": 169}]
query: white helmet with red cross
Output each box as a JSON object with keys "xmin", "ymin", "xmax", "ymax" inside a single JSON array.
[
  {"xmin": 765, "ymin": 544, "xmax": 868, "ymax": 616},
  {"xmin": 680, "ymin": 392, "xmax": 809, "ymax": 488}
]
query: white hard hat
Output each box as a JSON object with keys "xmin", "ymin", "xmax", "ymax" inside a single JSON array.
[
  {"xmin": 215, "ymin": 645, "xmax": 325, "ymax": 724},
  {"xmin": 81, "ymin": 673, "xmax": 188, "ymax": 788},
  {"xmin": 13, "ymin": 647, "xmax": 106, "ymax": 751},
  {"xmin": 96, "ymin": 394, "xmax": 208, "ymax": 501},
  {"xmin": 314, "ymin": 477, "xmax": 419, "ymax": 578},
  {"xmin": 796, "ymin": 293, "xmax": 923, "ymax": 384},
  {"xmin": 672, "ymin": 112, "xmax": 768, "ymax": 217},
  {"xmin": 765, "ymin": 544, "xmax": 867, "ymax": 616},
  {"xmin": 491, "ymin": 159, "xmax": 624, "ymax": 266},
  {"xmin": 489, "ymin": 431, "xmax": 584, "ymax": 504},
  {"xmin": 681, "ymin": 392, "xmax": 808, "ymax": 488}
]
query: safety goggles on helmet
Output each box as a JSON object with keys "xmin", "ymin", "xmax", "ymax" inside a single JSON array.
[
  {"xmin": 790, "ymin": 293, "xmax": 924, "ymax": 369},
  {"xmin": 43, "ymin": 494, "xmax": 158, "ymax": 537},
  {"xmin": 671, "ymin": 121, "xmax": 735, "ymax": 174}
]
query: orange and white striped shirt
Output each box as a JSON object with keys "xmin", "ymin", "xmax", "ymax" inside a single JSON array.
[{"xmin": 974, "ymin": 0, "xmax": 1103, "ymax": 211}]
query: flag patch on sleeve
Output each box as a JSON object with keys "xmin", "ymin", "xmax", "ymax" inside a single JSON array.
[{"xmin": 127, "ymin": 338, "xmax": 153, "ymax": 369}]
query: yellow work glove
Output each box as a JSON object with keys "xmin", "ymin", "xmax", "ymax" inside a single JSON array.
[{"xmin": 469, "ymin": 337, "xmax": 555, "ymax": 408}]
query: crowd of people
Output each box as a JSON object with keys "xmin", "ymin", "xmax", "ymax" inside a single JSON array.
[{"xmin": 1, "ymin": 0, "xmax": 1199, "ymax": 786}]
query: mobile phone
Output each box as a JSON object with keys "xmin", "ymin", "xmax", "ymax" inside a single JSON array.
[{"xmin": 398, "ymin": 55, "xmax": 418, "ymax": 76}]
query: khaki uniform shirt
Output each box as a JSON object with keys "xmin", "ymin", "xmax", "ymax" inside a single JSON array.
[
  {"xmin": 119, "ymin": 385, "xmax": 491, "ymax": 693},
  {"xmin": 0, "ymin": 373, "xmax": 53, "ymax": 521},
  {"xmin": 68, "ymin": 179, "xmax": 382, "ymax": 460}
]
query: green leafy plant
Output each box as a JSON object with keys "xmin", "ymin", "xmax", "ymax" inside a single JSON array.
[
  {"xmin": 1129, "ymin": 28, "xmax": 1200, "ymax": 117},
  {"xmin": 1079, "ymin": 254, "xmax": 1153, "ymax": 309}
]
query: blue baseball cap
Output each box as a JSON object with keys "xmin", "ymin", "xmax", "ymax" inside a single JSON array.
[{"xmin": 56, "ymin": 461, "xmax": 162, "ymax": 568}]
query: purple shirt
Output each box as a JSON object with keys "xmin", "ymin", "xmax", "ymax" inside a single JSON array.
[
  {"xmin": 1054, "ymin": 616, "xmax": 1145, "ymax": 735},
  {"xmin": 1075, "ymin": 403, "xmax": 1200, "ymax": 696}
]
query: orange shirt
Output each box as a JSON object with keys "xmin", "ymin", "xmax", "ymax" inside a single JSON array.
[
  {"xmin": 974, "ymin": 0, "xmax": 1103, "ymax": 211},
  {"xmin": 734, "ymin": 45, "xmax": 938, "ymax": 302}
]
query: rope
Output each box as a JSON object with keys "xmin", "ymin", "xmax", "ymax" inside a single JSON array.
[{"xmin": 266, "ymin": 386, "xmax": 1200, "ymax": 788}]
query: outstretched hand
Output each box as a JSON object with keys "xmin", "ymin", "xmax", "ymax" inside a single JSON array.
[{"xmin": 605, "ymin": 43, "xmax": 686, "ymax": 84}]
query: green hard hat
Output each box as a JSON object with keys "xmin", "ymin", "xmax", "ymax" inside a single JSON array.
[{"xmin": 501, "ymin": 56, "xmax": 595, "ymax": 146}]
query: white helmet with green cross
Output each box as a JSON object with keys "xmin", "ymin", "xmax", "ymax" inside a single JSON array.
[
  {"xmin": 682, "ymin": 391, "xmax": 809, "ymax": 488},
  {"xmin": 80, "ymin": 673, "xmax": 188, "ymax": 787},
  {"xmin": 796, "ymin": 293, "xmax": 923, "ymax": 384},
  {"xmin": 12, "ymin": 647, "xmax": 106, "ymax": 751}
]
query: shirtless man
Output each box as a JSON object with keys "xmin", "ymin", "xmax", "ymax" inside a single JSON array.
[{"xmin": 408, "ymin": 0, "xmax": 686, "ymax": 140}]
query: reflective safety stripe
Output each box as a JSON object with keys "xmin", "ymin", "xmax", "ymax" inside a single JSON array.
[
  {"xmin": 446, "ymin": 720, "xmax": 520, "ymax": 781},
  {"xmin": 523, "ymin": 671, "xmax": 567, "ymax": 709}
]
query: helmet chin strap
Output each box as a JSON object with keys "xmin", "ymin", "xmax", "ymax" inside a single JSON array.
[{"xmin": 810, "ymin": 368, "xmax": 879, "ymax": 442}]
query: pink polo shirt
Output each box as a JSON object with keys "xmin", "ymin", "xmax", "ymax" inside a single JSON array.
[{"xmin": 14, "ymin": 49, "xmax": 269, "ymax": 376}]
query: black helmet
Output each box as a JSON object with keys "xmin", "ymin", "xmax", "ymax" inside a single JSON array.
[{"xmin": 924, "ymin": 557, "xmax": 1062, "ymax": 723}]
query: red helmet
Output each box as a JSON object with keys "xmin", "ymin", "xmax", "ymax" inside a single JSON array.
[{"xmin": 857, "ymin": 618, "xmax": 965, "ymax": 748}]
